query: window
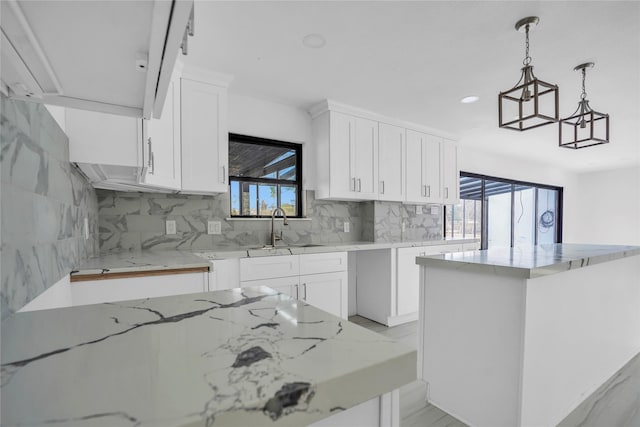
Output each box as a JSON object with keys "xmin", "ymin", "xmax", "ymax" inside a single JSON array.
[
  {"xmin": 229, "ymin": 134, "xmax": 303, "ymax": 217},
  {"xmin": 445, "ymin": 172, "xmax": 563, "ymax": 249}
]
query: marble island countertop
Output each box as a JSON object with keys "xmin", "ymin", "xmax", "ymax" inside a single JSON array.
[
  {"xmin": 1, "ymin": 286, "xmax": 416, "ymax": 426},
  {"xmin": 416, "ymin": 243, "xmax": 640, "ymax": 279},
  {"xmin": 72, "ymin": 238, "xmax": 478, "ymax": 276}
]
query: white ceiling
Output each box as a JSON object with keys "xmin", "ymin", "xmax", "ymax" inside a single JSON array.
[{"xmin": 187, "ymin": 1, "xmax": 640, "ymax": 173}]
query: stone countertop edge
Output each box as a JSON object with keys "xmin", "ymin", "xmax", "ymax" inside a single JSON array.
[
  {"xmin": 72, "ymin": 239, "xmax": 479, "ymax": 275},
  {"xmin": 1, "ymin": 287, "xmax": 417, "ymax": 427},
  {"xmin": 416, "ymin": 244, "xmax": 640, "ymax": 279}
]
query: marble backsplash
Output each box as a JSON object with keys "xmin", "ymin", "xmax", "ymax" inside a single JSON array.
[
  {"xmin": 97, "ymin": 189, "xmax": 442, "ymax": 252},
  {"xmin": 98, "ymin": 190, "xmax": 369, "ymax": 252},
  {"xmin": 1, "ymin": 95, "xmax": 99, "ymax": 319}
]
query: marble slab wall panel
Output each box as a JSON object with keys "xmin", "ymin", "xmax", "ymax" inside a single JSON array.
[
  {"xmin": 1, "ymin": 95, "xmax": 99, "ymax": 319},
  {"xmin": 97, "ymin": 190, "xmax": 369, "ymax": 252},
  {"xmin": 373, "ymin": 201, "xmax": 443, "ymax": 243}
]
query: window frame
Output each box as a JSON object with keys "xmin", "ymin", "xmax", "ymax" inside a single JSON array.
[
  {"xmin": 445, "ymin": 172, "xmax": 564, "ymax": 249},
  {"xmin": 228, "ymin": 133, "xmax": 303, "ymax": 218}
]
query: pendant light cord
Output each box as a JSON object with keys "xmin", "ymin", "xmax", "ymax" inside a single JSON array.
[{"xmin": 581, "ymin": 68, "xmax": 587, "ymax": 100}]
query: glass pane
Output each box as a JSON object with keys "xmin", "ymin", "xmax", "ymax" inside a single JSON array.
[
  {"xmin": 513, "ymin": 186, "xmax": 536, "ymax": 247},
  {"xmin": 280, "ymin": 185, "xmax": 297, "ymax": 216},
  {"xmin": 229, "ymin": 140, "xmax": 297, "ymax": 181},
  {"xmin": 230, "ymin": 181, "xmax": 240, "ymax": 216},
  {"xmin": 463, "ymin": 199, "xmax": 477, "ymax": 238},
  {"xmin": 537, "ymin": 188, "xmax": 558, "ymax": 244},
  {"xmin": 486, "ymin": 180, "xmax": 512, "ymax": 249},
  {"xmin": 257, "ymin": 184, "xmax": 277, "ymax": 216},
  {"xmin": 247, "ymin": 183, "xmax": 257, "ymax": 216}
]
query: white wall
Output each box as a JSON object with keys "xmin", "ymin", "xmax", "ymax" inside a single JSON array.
[
  {"xmin": 565, "ymin": 166, "xmax": 640, "ymax": 245},
  {"xmin": 228, "ymin": 93, "xmax": 315, "ymax": 189}
]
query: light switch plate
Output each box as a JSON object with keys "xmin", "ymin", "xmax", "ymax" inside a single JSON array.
[
  {"xmin": 166, "ymin": 220, "xmax": 176, "ymax": 235},
  {"xmin": 343, "ymin": 222, "xmax": 350, "ymax": 233},
  {"xmin": 208, "ymin": 221, "xmax": 221, "ymax": 235},
  {"xmin": 415, "ymin": 205, "xmax": 422, "ymax": 215}
]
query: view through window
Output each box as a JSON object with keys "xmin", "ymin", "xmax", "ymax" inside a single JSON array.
[
  {"xmin": 445, "ymin": 173, "xmax": 563, "ymax": 249},
  {"xmin": 229, "ymin": 134, "xmax": 302, "ymax": 217}
]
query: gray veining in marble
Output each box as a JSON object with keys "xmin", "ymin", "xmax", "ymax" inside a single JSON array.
[
  {"xmin": 417, "ymin": 243, "xmax": 640, "ymax": 279},
  {"xmin": 1, "ymin": 95, "xmax": 99, "ymax": 319},
  {"xmin": 97, "ymin": 190, "xmax": 445, "ymax": 253},
  {"xmin": 1, "ymin": 286, "xmax": 416, "ymax": 426}
]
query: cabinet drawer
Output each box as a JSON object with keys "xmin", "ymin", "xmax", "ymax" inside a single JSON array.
[
  {"xmin": 299, "ymin": 252, "xmax": 348, "ymax": 275},
  {"xmin": 240, "ymin": 276, "xmax": 301, "ymax": 298},
  {"xmin": 239, "ymin": 255, "xmax": 299, "ymax": 281}
]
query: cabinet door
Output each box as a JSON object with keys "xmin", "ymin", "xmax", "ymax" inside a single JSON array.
[
  {"xmin": 70, "ymin": 272, "xmax": 208, "ymax": 307},
  {"xmin": 300, "ymin": 271, "xmax": 348, "ymax": 319},
  {"xmin": 181, "ymin": 78, "xmax": 228, "ymax": 194},
  {"xmin": 405, "ymin": 130, "xmax": 426, "ymax": 203},
  {"xmin": 329, "ymin": 111, "xmax": 356, "ymax": 198},
  {"xmin": 441, "ymin": 141, "xmax": 459, "ymax": 204},
  {"xmin": 396, "ymin": 247, "xmax": 424, "ymax": 316},
  {"xmin": 378, "ymin": 123, "xmax": 405, "ymax": 201},
  {"xmin": 353, "ymin": 117, "xmax": 379, "ymax": 199},
  {"xmin": 423, "ymin": 134, "xmax": 442, "ymax": 203},
  {"xmin": 140, "ymin": 75, "xmax": 182, "ymax": 190},
  {"xmin": 209, "ymin": 259, "xmax": 240, "ymax": 291}
]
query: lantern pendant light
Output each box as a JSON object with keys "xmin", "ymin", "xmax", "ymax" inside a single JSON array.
[
  {"xmin": 499, "ymin": 16, "xmax": 559, "ymax": 131},
  {"xmin": 559, "ymin": 62, "xmax": 610, "ymax": 149}
]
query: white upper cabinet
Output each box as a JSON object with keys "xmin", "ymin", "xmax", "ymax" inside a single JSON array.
[
  {"xmin": 378, "ymin": 123, "xmax": 405, "ymax": 201},
  {"xmin": 310, "ymin": 100, "xmax": 457, "ymax": 204},
  {"xmin": 139, "ymin": 74, "xmax": 182, "ymax": 191},
  {"xmin": 180, "ymin": 78, "xmax": 229, "ymax": 194},
  {"xmin": 405, "ymin": 130, "xmax": 441, "ymax": 204},
  {"xmin": 442, "ymin": 140, "xmax": 460, "ymax": 204},
  {"xmin": 0, "ymin": 0, "xmax": 194, "ymax": 119}
]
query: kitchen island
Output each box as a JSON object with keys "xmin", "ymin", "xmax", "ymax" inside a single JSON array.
[
  {"xmin": 416, "ymin": 243, "xmax": 640, "ymax": 427},
  {"xmin": 1, "ymin": 286, "xmax": 416, "ymax": 426}
]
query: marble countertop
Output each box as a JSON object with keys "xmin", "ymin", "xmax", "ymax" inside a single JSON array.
[
  {"xmin": 1, "ymin": 286, "xmax": 416, "ymax": 426},
  {"xmin": 416, "ymin": 243, "xmax": 640, "ymax": 279},
  {"xmin": 72, "ymin": 239, "xmax": 478, "ymax": 275}
]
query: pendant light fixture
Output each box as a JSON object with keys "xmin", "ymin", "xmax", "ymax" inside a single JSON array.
[
  {"xmin": 499, "ymin": 16, "xmax": 559, "ymax": 131},
  {"xmin": 559, "ymin": 62, "xmax": 610, "ymax": 149}
]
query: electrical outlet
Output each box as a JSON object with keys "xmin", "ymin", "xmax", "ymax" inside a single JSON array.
[
  {"xmin": 208, "ymin": 221, "xmax": 221, "ymax": 235},
  {"xmin": 166, "ymin": 220, "xmax": 176, "ymax": 235},
  {"xmin": 343, "ymin": 221, "xmax": 350, "ymax": 233},
  {"xmin": 415, "ymin": 205, "xmax": 422, "ymax": 215},
  {"xmin": 84, "ymin": 217, "xmax": 89, "ymax": 240},
  {"xmin": 430, "ymin": 206, "xmax": 440, "ymax": 215}
]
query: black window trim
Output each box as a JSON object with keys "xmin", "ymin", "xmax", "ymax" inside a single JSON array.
[
  {"xmin": 445, "ymin": 171, "xmax": 564, "ymax": 249},
  {"xmin": 228, "ymin": 133, "xmax": 304, "ymax": 218}
]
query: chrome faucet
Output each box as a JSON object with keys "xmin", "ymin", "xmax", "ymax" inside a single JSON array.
[{"xmin": 270, "ymin": 207, "xmax": 289, "ymax": 246}]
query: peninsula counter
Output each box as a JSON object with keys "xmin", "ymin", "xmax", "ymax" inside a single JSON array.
[{"xmin": 416, "ymin": 243, "xmax": 640, "ymax": 427}]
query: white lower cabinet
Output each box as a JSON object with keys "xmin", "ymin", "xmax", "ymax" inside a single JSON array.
[
  {"xmin": 70, "ymin": 272, "xmax": 208, "ymax": 307},
  {"xmin": 357, "ymin": 243, "xmax": 476, "ymax": 326},
  {"xmin": 209, "ymin": 258, "xmax": 240, "ymax": 291},
  {"xmin": 239, "ymin": 253, "xmax": 348, "ymax": 319}
]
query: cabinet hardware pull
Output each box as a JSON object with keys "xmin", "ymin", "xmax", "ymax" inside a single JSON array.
[
  {"xmin": 380, "ymin": 181, "xmax": 385, "ymax": 194},
  {"xmin": 444, "ymin": 187, "xmax": 449, "ymax": 198},
  {"xmin": 222, "ymin": 166, "xmax": 226, "ymax": 184},
  {"xmin": 357, "ymin": 178, "xmax": 362, "ymax": 192},
  {"xmin": 187, "ymin": 6, "xmax": 195, "ymax": 36},
  {"xmin": 150, "ymin": 152, "xmax": 155, "ymax": 175},
  {"xmin": 302, "ymin": 283, "xmax": 307, "ymax": 300},
  {"xmin": 422, "ymin": 185, "xmax": 426, "ymax": 197},
  {"xmin": 147, "ymin": 138, "xmax": 153, "ymax": 168},
  {"xmin": 295, "ymin": 284, "xmax": 299, "ymax": 300},
  {"xmin": 351, "ymin": 177, "xmax": 356, "ymax": 191}
]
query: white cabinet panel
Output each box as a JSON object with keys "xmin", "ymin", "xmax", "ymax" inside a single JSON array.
[
  {"xmin": 396, "ymin": 247, "xmax": 424, "ymax": 316},
  {"xmin": 209, "ymin": 258, "xmax": 240, "ymax": 291},
  {"xmin": 240, "ymin": 276, "xmax": 301, "ymax": 298},
  {"xmin": 140, "ymin": 74, "xmax": 181, "ymax": 191},
  {"xmin": 299, "ymin": 252, "xmax": 348, "ymax": 275},
  {"xmin": 378, "ymin": 122, "xmax": 405, "ymax": 201},
  {"xmin": 301, "ymin": 271, "xmax": 348, "ymax": 319},
  {"xmin": 353, "ymin": 117, "xmax": 379, "ymax": 199},
  {"xmin": 442, "ymin": 141, "xmax": 460, "ymax": 204},
  {"xmin": 405, "ymin": 130, "xmax": 441, "ymax": 204},
  {"xmin": 180, "ymin": 78, "xmax": 228, "ymax": 194},
  {"xmin": 70, "ymin": 272, "xmax": 208, "ymax": 307},
  {"xmin": 239, "ymin": 255, "xmax": 299, "ymax": 281}
]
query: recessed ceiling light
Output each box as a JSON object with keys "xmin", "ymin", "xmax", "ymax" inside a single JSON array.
[
  {"xmin": 303, "ymin": 34, "xmax": 326, "ymax": 48},
  {"xmin": 460, "ymin": 95, "xmax": 480, "ymax": 104}
]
